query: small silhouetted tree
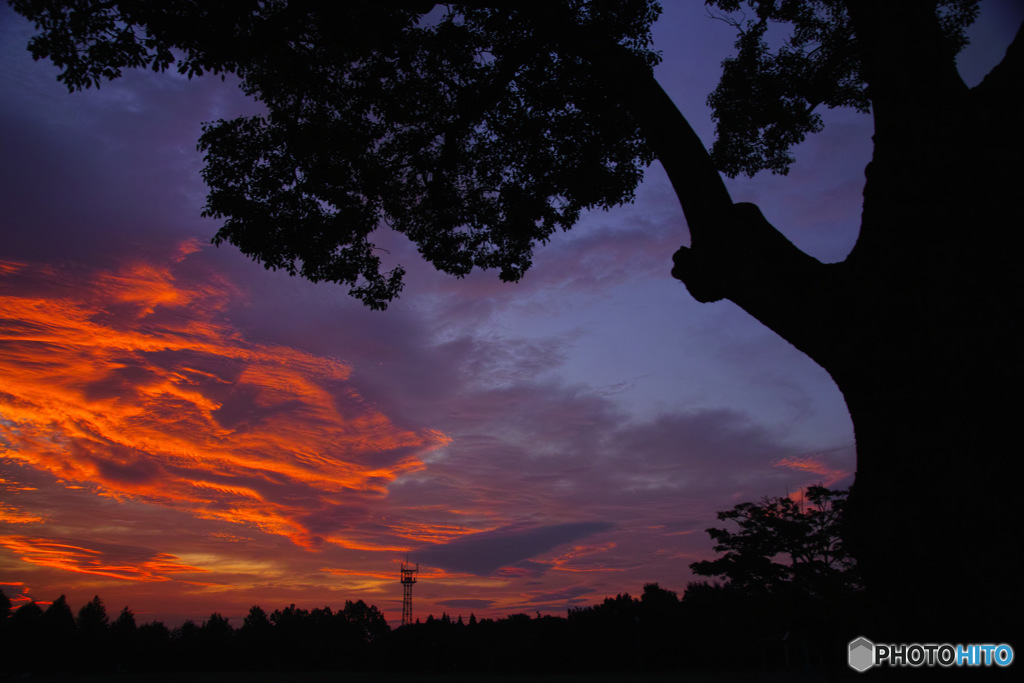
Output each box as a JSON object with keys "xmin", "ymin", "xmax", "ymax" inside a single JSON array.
[
  {"xmin": 171, "ymin": 619, "xmax": 202, "ymax": 669},
  {"xmin": 0, "ymin": 589, "xmax": 9, "ymax": 654},
  {"xmin": 43, "ymin": 594, "xmax": 76, "ymax": 638},
  {"xmin": 0, "ymin": 588, "xmax": 11, "ymax": 620},
  {"xmin": 195, "ymin": 612, "xmax": 234, "ymax": 669},
  {"xmin": 238, "ymin": 604, "xmax": 273, "ymax": 668},
  {"xmin": 689, "ymin": 486, "xmax": 863, "ymax": 672},
  {"xmin": 112, "ymin": 606, "xmax": 137, "ymax": 632},
  {"xmin": 41, "ymin": 595, "xmax": 77, "ymax": 671},
  {"xmin": 636, "ymin": 583, "xmax": 681, "ymax": 670},
  {"xmin": 690, "ymin": 485, "xmax": 859, "ymax": 601},
  {"xmin": 75, "ymin": 595, "xmax": 110, "ymax": 671},
  {"xmin": 11, "ymin": 600, "xmax": 44, "ymax": 627},
  {"xmin": 110, "ymin": 606, "xmax": 139, "ymax": 671},
  {"xmin": 201, "ymin": 612, "xmax": 232, "ymax": 639},
  {"xmin": 342, "ymin": 599, "xmax": 390, "ymax": 643},
  {"xmin": 76, "ymin": 594, "xmax": 109, "ymax": 634},
  {"xmin": 10, "ymin": 602, "xmax": 45, "ymax": 675},
  {"xmin": 241, "ymin": 605, "xmax": 272, "ymax": 633}
]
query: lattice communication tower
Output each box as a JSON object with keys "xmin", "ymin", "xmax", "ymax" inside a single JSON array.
[{"xmin": 400, "ymin": 559, "xmax": 418, "ymax": 627}]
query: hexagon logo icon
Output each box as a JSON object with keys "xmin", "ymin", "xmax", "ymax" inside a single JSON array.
[{"xmin": 849, "ymin": 637, "xmax": 875, "ymax": 672}]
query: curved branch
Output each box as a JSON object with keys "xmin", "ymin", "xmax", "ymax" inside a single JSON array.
[{"xmin": 575, "ymin": 41, "xmax": 833, "ymax": 352}]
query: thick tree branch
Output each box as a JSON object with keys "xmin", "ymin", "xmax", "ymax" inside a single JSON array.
[
  {"xmin": 569, "ymin": 36, "xmax": 835, "ymax": 355},
  {"xmin": 844, "ymin": 2, "xmax": 981, "ymax": 270},
  {"xmin": 571, "ymin": 40, "xmax": 733, "ymax": 250},
  {"xmin": 845, "ymin": 1, "xmax": 968, "ymax": 141}
]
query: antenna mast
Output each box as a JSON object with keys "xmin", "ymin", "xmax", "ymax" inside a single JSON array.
[{"xmin": 400, "ymin": 558, "xmax": 419, "ymax": 627}]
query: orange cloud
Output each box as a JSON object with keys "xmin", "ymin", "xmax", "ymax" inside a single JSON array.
[
  {"xmin": 0, "ymin": 535, "xmax": 207, "ymax": 582},
  {"xmin": 772, "ymin": 454, "xmax": 850, "ymax": 489},
  {"xmin": 388, "ymin": 520, "xmax": 495, "ymax": 545},
  {"xmin": 0, "ymin": 248, "xmax": 450, "ymax": 550},
  {"xmin": 320, "ymin": 567, "xmax": 400, "ymax": 580},
  {"xmin": 548, "ymin": 542, "xmax": 621, "ymax": 573},
  {"xmin": 0, "ymin": 504, "xmax": 44, "ymax": 524}
]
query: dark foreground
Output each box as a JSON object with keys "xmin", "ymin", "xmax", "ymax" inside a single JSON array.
[{"xmin": 23, "ymin": 670, "xmax": 886, "ymax": 683}]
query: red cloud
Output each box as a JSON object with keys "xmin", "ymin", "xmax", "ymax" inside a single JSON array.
[
  {"xmin": 0, "ymin": 535, "xmax": 207, "ymax": 582},
  {"xmin": 772, "ymin": 453, "xmax": 851, "ymax": 488},
  {"xmin": 0, "ymin": 247, "xmax": 450, "ymax": 550}
]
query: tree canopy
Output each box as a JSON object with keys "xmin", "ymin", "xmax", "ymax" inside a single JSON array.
[
  {"xmin": 690, "ymin": 485, "xmax": 859, "ymax": 601},
  {"xmin": 704, "ymin": 0, "xmax": 978, "ymax": 176},
  {"xmin": 11, "ymin": 0, "xmax": 667, "ymax": 307},
  {"xmin": 10, "ymin": 0, "xmax": 976, "ymax": 307}
]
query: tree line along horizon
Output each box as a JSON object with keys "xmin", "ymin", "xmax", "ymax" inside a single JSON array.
[{"xmin": 2, "ymin": 486, "xmax": 864, "ymax": 675}]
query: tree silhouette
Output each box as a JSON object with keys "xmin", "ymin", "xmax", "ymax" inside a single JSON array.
[
  {"xmin": 42, "ymin": 595, "xmax": 77, "ymax": 671},
  {"xmin": 201, "ymin": 612, "xmax": 233, "ymax": 639},
  {"xmin": 342, "ymin": 599, "xmax": 391, "ymax": 644},
  {"xmin": 688, "ymin": 487, "xmax": 869, "ymax": 674},
  {"xmin": 241, "ymin": 605, "xmax": 272, "ymax": 634},
  {"xmin": 10, "ymin": 602, "xmax": 45, "ymax": 675},
  {"xmin": 112, "ymin": 605, "xmax": 137, "ymax": 632},
  {"xmin": 75, "ymin": 595, "xmax": 111, "ymax": 672},
  {"xmin": 237, "ymin": 605, "xmax": 273, "ymax": 669},
  {"xmin": 110, "ymin": 606, "xmax": 139, "ymax": 671},
  {"xmin": 76, "ymin": 594, "xmax": 109, "ymax": 633},
  {"xmin": 197, "ymin": 612, "xmax": 234, "ymax": 669},
  {"xmin": 10, "ymin": 0, "xmax": 1022, "ymax": 640},
  {"xmin": 690, "ymin": 485, "xmax": 859, "ymax": 600},
  {"xmin": 0, "ymin": 588, "xmax": 10, "ymax": 621},
  {"xmin": 11, "ymin": 600, "xmax": 44, "ymax": 626},
  {"xmin": 42, "ymin": 594, "xmax": 76, "ymax": 639}
]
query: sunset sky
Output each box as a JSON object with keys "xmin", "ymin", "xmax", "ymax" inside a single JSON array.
[{"xmin": 2, "ymin": 2, "xmax": 1020, "ymax": 628}]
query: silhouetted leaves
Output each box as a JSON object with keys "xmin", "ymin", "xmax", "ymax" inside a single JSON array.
[
  {"xmin": 704, "ymin": 0, "xmax": 979, "ymax": 176},
  {"xmin": 11, "ymin": 0, "xmax": 661, "ymax": 308},
  {"xmin": 690, "ymin": 485, "xmax": 860, "ymax": 600},
  {"xmin": 684, "ymin": 486, "xmax": 864, "ymax": 675}
]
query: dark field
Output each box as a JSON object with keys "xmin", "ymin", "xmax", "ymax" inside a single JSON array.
[{"xmin": 25, "ymin": 671, "xmax": 854, "ymax": 683}]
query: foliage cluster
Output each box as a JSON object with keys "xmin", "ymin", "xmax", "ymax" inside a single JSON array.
[
  {"xmin": 690, "ymin": 484, "xmax": 860, "ymax": 599},
  {"xmin": 10, "ymin": 0, "xmax": 661, "ymax": 308},
  {"xmin": 704, "ymin": 0, "xmax": 979, "ymax": 176}
]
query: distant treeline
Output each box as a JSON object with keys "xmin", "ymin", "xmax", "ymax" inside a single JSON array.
[
  {"xmin": 0, "ymin": 581, "xmax": 865, "ymax": 677},
  {"xmin": 1, "ymin": 488, "xmax": 862, "ymax": 676}
]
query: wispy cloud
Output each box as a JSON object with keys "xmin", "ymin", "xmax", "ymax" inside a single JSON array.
[
  {"xmin": 416, "ymin": 522, "xmax": 616, "ymax": 576},
  {"xmin": 0, "ymin": 535, "xmax": 206, "ymax": 582},
  {"xmin": 0, "ymin": 247, "xmax": 450, "ymax": 550}
]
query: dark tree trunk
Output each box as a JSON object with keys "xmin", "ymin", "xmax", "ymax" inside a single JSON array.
[{"xmin": 602, "ymin": 2, "xmax": 1023, "ymax": 646}]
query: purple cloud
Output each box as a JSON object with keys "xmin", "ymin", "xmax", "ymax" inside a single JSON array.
[{"xmin": 416, "ymin": 522, "xmax": 615, "ymax": 576}]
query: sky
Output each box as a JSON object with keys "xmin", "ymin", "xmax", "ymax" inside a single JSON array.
[{"xmin": 1, "ymin": 2, "xmax": 1020, "ymax": 628}]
